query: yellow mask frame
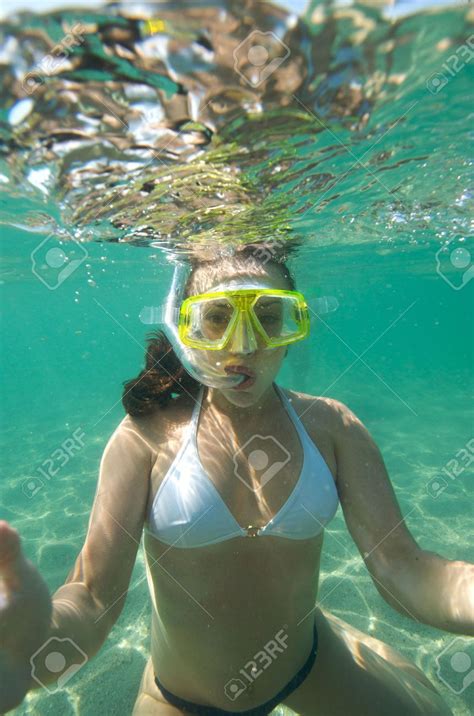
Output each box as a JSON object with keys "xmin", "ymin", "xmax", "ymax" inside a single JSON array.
[{"xmin": 178, "ymin": 288, "xmax": 310, "ymax": 351}]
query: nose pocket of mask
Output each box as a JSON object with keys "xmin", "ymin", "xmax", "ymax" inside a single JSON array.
[{"xmin": 227, "ymin": 310, "xmax": 258, "ymax": 352}]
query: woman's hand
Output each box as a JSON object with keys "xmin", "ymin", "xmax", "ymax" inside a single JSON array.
[{"xmin": 0, "ymin": 520, "xmax": 52, "ymax": 712}]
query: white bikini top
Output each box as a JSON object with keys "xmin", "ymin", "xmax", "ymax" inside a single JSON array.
[{"xmin": 145, "ymin": 384, "xmax": 339, "ymax": 548}]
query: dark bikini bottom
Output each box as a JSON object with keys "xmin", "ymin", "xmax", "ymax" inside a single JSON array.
[{"xmin": 154, "ymin": 622, "xmax": 318, "ymax": 715}]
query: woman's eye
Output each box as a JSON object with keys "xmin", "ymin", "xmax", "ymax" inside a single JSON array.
[
  {"xmin": 259, "ymin": 315, "xmax": 279, "ymax": 324},
  {"xmin": 206, "ymin": 313, "xmax": 227, "ymax": 324}
]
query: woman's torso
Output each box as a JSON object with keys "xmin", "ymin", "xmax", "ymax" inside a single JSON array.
[{"xmin": 134, "ymin": 384, "xmax": 339, "ymax": 709}]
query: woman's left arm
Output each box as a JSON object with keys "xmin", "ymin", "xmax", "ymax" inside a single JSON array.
[{"xmin": 330, "ymin": 400, "xmax": 474, "ymax": 637}]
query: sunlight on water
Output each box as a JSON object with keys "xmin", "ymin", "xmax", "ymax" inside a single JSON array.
[{"xmin": 0, "ymin": 0, "xmax": 472, "ymax": 255}]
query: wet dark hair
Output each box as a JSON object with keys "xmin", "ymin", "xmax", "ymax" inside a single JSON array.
[{"xmin": 122, "ymin": 247, "xmax": 297, "ymax": 416}]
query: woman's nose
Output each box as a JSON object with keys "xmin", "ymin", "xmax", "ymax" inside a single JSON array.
[{"xmin": 227, "ymin": 313, "xmax": 258, "ymax": 353}]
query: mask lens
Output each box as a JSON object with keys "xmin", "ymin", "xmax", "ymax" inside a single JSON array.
[
  {"xmin": 180, "ymin": 290, "xmax": 308, "ymax": 350},
  {"xmin": 187, "ymin": 297, "xmax": 234, "ymax": 345},
  {"xmin": 253, "ymin": 295, "xmax": 302, "ymax": 341}
]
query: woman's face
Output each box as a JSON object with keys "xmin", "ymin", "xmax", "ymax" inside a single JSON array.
[{"xmin": 189, "ymin": 265, "xmax": 292, "ymax": 406}]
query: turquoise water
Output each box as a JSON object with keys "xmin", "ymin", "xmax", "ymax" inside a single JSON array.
[
  {"xmin": 1, "ymin": 1, "xmax": 473, "ymax": 714},
  {"xmin": 2, "ymin": 236, "xmax": 473, "ymax": 714}
]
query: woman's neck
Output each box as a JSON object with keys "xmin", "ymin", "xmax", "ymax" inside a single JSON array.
[{"xmin": 202, "ymin": 382, "xmax": 280, "ymax": 429}]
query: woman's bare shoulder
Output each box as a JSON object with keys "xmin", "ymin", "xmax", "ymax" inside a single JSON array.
[
  {"xmin": 118, "ymin": 394, "xmax": 195, "ymax": 448},
  {"xmin": 280, "ymin": 388, "xmax": 342, "ymax": 482},
  {"xmin": 285, "ymin": 389, "xmax": 367, "ymax": 446},
  {"xmin": 282, "ymin": 387, "xmax": 348, "ymax": 423}
]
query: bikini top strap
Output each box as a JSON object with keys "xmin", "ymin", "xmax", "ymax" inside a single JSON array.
[
  {"xmin": 189, "ymin": 384, "xmax": 205, "ymax": 436},
  {"xmin": 189, "ymin": 383, "xmax": 310, "ymax": 446},
  {"xmin": 274, "ymin": 383, "xmax": 310, "ymax": 444}
]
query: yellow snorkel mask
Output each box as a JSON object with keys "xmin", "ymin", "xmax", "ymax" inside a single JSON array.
[
  {"xmin": 178, "ymin": 286, "xmax": 310, "ymax": 352},
  {"xmin": 157, "ymin": 262, "xmax": 310, "ymax": 390}
]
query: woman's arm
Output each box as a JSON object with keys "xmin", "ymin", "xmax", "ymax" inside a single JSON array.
[
  {"xmin": 330, "ymin": 400, "xmax": 474, "ymax": 637},
  {"xmin": 37, "ymin": 417, "xmax": 152, "ymax": 683},
  {"xmin": 372, "ymin": 548, "xmax": 474, "ymax": 637},
  {"xmin": 0, "ymin": 415, "xmax": 153, "ymax": 707}
]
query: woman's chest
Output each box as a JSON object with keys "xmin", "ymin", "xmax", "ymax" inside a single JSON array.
[{"xmin": 145, "ymin": 394, "xmax": 338, "ymax": 528}]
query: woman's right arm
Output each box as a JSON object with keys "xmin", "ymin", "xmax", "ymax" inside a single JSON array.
[{"xmin": 0, "ymin": 416, "xmax": 153, "ymax": 710}]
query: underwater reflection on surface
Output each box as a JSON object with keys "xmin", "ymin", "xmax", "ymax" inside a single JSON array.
[{"xmin": 0, "ymin": 0, "xmax": 472, "ymax": 262}]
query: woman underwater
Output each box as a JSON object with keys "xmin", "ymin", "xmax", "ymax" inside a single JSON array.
[{"xmin": 1, "ymin": 248, "xmax": 473, "ymax": 715}]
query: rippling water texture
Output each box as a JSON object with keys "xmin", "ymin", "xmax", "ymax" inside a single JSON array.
[
  {"xmin": 1, "ymin": 1, "xmax": 473, "ymax": 715},
  {"xmin": 0, "ymin": 0, "xmax": 472, "ymax": 255}
]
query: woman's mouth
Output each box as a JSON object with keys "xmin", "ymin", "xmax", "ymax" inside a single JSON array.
[
  {"xmin": 232, "ymin": 375, "xmax": 256, "ymax": 390},
  {"xmin": 224, "ymin": 365, "xmax": 256, "ymax": 390}
]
